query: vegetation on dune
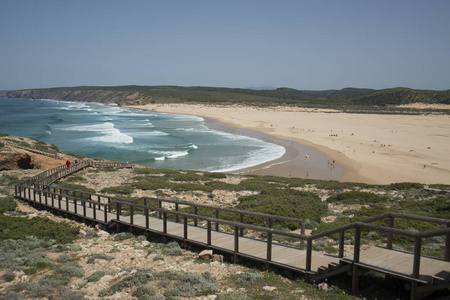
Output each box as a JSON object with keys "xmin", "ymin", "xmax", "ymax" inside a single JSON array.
[
  {"xmin": 2, "ymin": 85, "xmax": 449, "ymax": 114},
  {"xmin": 0, "ymin": 215, "xmax": 79, "ymax": 244}
]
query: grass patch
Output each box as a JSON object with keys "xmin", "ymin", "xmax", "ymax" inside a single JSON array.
[
  {"xmin": 101, "ymin": 185, "xmax": 135, "ymax": 195},
  {"xmin": 0, "ymin": 215, "xmax": 79, "ymax": 243},
  {"xmin": 0, "ymin": 196, "xmax": 17, "ymax": 213}
]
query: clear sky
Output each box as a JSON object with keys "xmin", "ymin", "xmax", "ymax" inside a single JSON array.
[{"xmin": 1, "ymin": 0, "xmax": 449, "ymax": 91}]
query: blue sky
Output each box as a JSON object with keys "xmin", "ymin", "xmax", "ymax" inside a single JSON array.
[{"xmin": 1, "ymin": 0, "xmax": 449, "ymax": 91}]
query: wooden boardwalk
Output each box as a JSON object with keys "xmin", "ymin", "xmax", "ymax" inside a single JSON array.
[{"xmin": 14, "ymin": 161, "xmax": 450, "ymax": 300}]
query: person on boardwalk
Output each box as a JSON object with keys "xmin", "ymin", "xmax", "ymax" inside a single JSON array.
[{"xmin": 66, "ymin": 160, "xmax": 71, "ymax": 168}]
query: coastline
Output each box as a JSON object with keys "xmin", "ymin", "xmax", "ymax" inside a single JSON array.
[
  {"xmin": 203, "ymin": 117, "xmax": 345, "ymax": 180},
  {"xmin": 125, "ymin": 103, "xmax": 450, "ymax": 185}
]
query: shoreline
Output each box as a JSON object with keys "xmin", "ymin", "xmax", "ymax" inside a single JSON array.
[
  {"xmin": 203, "ymin": 117, "xmax": 345, "ymax": 180},
  {"xmin": 125, "ymin": 103, "xmax": 450, "ymax": 185}
]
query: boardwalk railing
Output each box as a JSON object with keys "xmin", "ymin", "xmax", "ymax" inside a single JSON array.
[
  {"xmin": 14, "ymin": 162, "xmax": 450, "ymax": 300},
  {"xmin": 4, "ymin": 140, "xmax": 63, "ymax": 159}
]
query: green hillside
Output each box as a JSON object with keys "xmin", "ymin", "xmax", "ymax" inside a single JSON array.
[{"xmin": 1, "ymin": 85, "xmax": 449, "ymax": 114}]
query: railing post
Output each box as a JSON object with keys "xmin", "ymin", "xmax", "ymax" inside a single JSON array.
[
  {"xmin": 352, "ymin": 226, "xmax": 361, "ymax": 295},
  {"xmin": 300, "ymin": 222, "xmax": 306, "ymax": 250},
  {"xmin": 163, "ymin": 212, "xmax": 168, "ymax": 242},
  {"xmin": 215, "ymin": 210, "xmax": 219, "ymax": 231},
  {"xmin": 159, "ymin": 200, "xmax": 162, "ymax": 219},
  {"xmin": 207, "ymin": 220, "xmax": 212, "ymax": 246},
  {"xmin": 239, "ymin": 213, "xmax": 244, "ymax": 236},
  {"xmin": 194, "ymin": 206, "xmax": 198, "ymax": 227},
  {"xmin": 267, "ymin": 230, "xmax": 272, "ymax": 262},
  {"xmin": 445, "ymin": 224, "xmax": 450, "ymax": 262},
  {"xmin": 73, "ymin": 197, "xmax": 77, "ymax": 215},
  {"xmin": 387, "ymin": 215, "xmax": 394, "ymax": 249},
  {"xmin": 104, "ymin": 204, "xmax": 108, "ymax": 223},
  {"xmin": 234, "ymin": 226, "xmax": 239, "ymax": 263},
  {"xmin": 175, "ymin": 203, "xmax": 179, "ymax": 223},
  {"xmin": 130, "ymin": 205, "xmax": 134, "ymax": 225},
  {"xmin": 306, "ymin": 239, "xmax": 312, "ymax": 271},
  {"xmin": 145, "ymin": 208, "xmax": 149, "ymax": 229},
  {"xmin": 413, "ymin": 237, "xmax": 421, "ymax": 279},
  {"xmin": 339, "ymin": 231, "xmax": 345, "ymax": 258},
  {"xmin": 116, "ymin": 202, "xmax": 121, "ymax": 221},
  {"xmin": 411, "ymin": 236, "xmax": 422, "ymax": 300},
  {"xmin": 184, "ymin": 216, "xmax": 188, "ymax": 248},
  {"xmin": 93, "ymin": 202, "xmax": 96, "ymax": 220},
  {"xmin": 83, "ymin": 199, "xmax": 86, "ymax": 217}
]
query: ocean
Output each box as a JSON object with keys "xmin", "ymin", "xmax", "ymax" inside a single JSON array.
[{"xmin": 0, "ymin": 98, "xmax": 286, "ymax": 173}]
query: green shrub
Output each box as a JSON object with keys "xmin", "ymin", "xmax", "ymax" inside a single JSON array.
[
  {"xmin": 101, "ymin": 185, "xmax": 135, "ymax": 195},
  {"xmin": 0, "ymin": 237, "xmax": 52, "ymax": 269},
  {"xmin": 148, "ymin": 242, "xmax": 182, "ymax": 256},
  {"xmin": 163, "ymin": 272, "xmax": 219, "ymax": 298},
  {"xmin": 86, "ymin": 253, "xmax": 114, "ymax": 264},
  {"xmin": 0, "ymin": 215, "xmax": 79, "ymax": 243},
  {"xmin": 132, "ymin": 284, "xmax": 157, "ymax": 298},
  {"xmin": 86, "ymin": 270, "xmax": 112, "ymax": 282},
  {"xmin": 2, "ymin": 273, "xmax": 15, "ymax": 282},
  {"xmin": 386, "ymin": 182, "xmax": 424, "ymax": 190},
  {"xmin": 237, "ymin": 189, "xmax": 326, "ymax": 229},
  {"xmin": 113, "ymin": 232, "xmax": 135, "ymax": 241},
  {"xmin": 237, "ymin": 272, "xmax": 263, "ymax": 286},
  {"xmin": 55, "ymin": 253, "xmax": 74, "ymax": 263},
  {"xmin": 55, "ymin": 263, "xmax": 84, "ymax": 278},
  {"xmin": 65, "ymin": 176, "xmax": 86, "ymax": 183},
  {"xmin": 164, "ymin": 171, "xmax": 208, "ymax": 182},
  {"xmin": 98, "ymin": 270, "xmax": 154, "ymax": 297},
  {"xmin": 326, "ymin": 191, "xmax": 391, "ymax": 204},
  {"xmin": 204, "ymin": 172, "xmax": 227, "ymax": 179},
  {"xmin": 216, "ymin": 291, "xmax": 254, "ymax": 300},
  {"xmin": 0, "ymin": 197, "xmax": 17, "ymax": 213}
]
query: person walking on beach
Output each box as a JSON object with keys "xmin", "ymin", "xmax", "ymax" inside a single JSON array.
[{"xmin": 66, "ymin": 160, "xmax": 71, "ymax": 168}]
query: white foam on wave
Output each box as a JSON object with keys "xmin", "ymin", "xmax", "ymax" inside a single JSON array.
[
  {"xmin": 131, "ymin": 130, "xmax": 168, "ymax": 137},
  {"xmin": 206, "ymin": 140, "xmax": 286, "ymax": 173},
  {"xmin": 64, "ymin": 122, "xmax": 133, "ymax": 144},
  {"xmin": 151, "ymin": 150, "xmax": 190, "ymax": 161}
]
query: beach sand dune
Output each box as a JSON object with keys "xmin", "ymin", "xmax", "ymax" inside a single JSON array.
[{"xmin": 128, "ymin": 104, "xmax": 450, "ymax": 185}]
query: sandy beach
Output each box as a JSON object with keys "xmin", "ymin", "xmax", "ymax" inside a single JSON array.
[{"xmin": 127, "ymin": 103, "xmax": 450, "ymax": 185}]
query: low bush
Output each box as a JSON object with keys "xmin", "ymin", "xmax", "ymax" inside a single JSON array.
[
  {"xmin": 147, "ymin": 241, "xmax": 182, "ymax": 256},
  {"xmin": 85, "ymin": 270, "xmax": 112, "ymax": 282},
  {"xmin": 237, "ymin": 272, "xmax": 263, "ymax": 286},
  {"xmin": 55, "ymin": 253, "xmax": 74, "ymax": 263},
  {"xmin": 237, "ymin": 189, "xmax": 327, "ymax": 229},
  {"xmin": 0, "ymin": 238, "xmax": 54, "ymax": 269},
  {"xmin": 0, "ymin": 197, "xmax": 17, "ymax": 213},
  {"xmin": 101, "ymin": 185, "xmax": 135, "ymax": 195},
  {"xmin": 98, "ymin": 270, "xmax": 154, "ymax": 297},
  {"xmin": 113, "ymin": 232, "xmax": 135, "ymax": 241},
  {"xmin": 326, "ymin": 191, "xmax": 391, "ymax": 204},
  {"xmin": 132, "ymin": 284, "xmax": 157, "ymax": 299},
  {"xmin": 0, "ymin": 215, "xmax": 79, "ymax": 243},
  {"xmin": 216, "ymin": 291, "xmax": 253, "ymax": 300},
  {"xmin": 55, "ymin": 263, "xmax": 84, "ymax": 278},
  {"xmin": 86, "ymin": 253, "xmax": 114, "ymax": 264},
  {"xmin": 386, "ymin": 182, "xmax": 424, "ymax": 190}
]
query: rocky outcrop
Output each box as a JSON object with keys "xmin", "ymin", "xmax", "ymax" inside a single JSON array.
[{"xmin": 0, "ymin": 151, "xmax": 34, "ymax": 170}]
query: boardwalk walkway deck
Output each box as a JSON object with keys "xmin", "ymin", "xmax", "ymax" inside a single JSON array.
[{"xmin": 14, "ymin": 161, "xmax": 450, "ymax": 300}]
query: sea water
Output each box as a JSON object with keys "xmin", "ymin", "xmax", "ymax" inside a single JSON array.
[{"xmin": 0, "ymin": 98, "xmax": 286, "ymax": 172}]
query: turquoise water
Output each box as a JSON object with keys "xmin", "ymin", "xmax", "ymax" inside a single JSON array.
[{"xmin": 0, "ymin": 98, "xmax": 286, "ymax": 172}]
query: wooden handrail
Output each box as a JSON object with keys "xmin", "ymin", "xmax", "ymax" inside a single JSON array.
[{"xmin": 15, "ymin": 160, "xmax": 450, "ymax": 286}]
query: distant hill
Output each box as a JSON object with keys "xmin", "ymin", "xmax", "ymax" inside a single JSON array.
[{"xmin": 1, "ymin": 85, "xmax": 449, "ymax": 113}]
